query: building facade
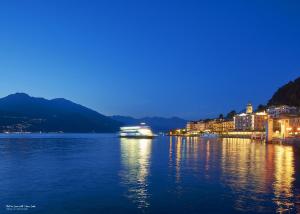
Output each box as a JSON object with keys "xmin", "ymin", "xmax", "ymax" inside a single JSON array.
[
  {"xmin": 212, "ymin": 120, "xmax": 235, "ymax": 133},
  {"xmin": 275, "ymin": 115, "xmax": 300, "ymax": 138},
  {"xmin": 252, "ymin": 112, "xmax": 268, "ymax": 131},
  {"xmin": 222, "ymin": 120, "xmax": 235, "ymax": 132},
  {"xmin": 234, "ymin": 113, "xmax": 252, "ymax": 131},
  {"xmin": 186, "ymin": 121, "xmax": 206, "ymax": 132},
  {"xmin": 212, "ymin": 121, "xmax": 223, "ymax": 133},
  {"xmin": 267, "ymin": 105, "xmax": 298, "ymax": 118},
  {"xmin": 186, "ymin": 119, "xmax": 234, "ymax": 133},
  {"xmin": 234, "ymin": 103, "xmax": 268, "ymax": 131}
]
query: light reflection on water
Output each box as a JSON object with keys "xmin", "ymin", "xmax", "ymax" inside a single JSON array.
[
  {"xmin": 273, "ymin": 145, "xmax": 295, "ymax": 213},
  {"xmin": 221, "ymin": 138, "xmax": 296, "ymax": 213},
  {"xmin": 165, "ymin": 137, "xmax": 298, "ymax": 213},
  {"xmin": 119, "ymin": 138, "xmax": 152, "ymax": 209},
  {"xmin": 2, "ymin": 134, "xmax": 298, "ymax": 213}
]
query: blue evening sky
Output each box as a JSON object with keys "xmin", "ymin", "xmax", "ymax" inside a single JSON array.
[{"xmin": 0, "ymin": 0, "xmax": 299, "ymax": 119}]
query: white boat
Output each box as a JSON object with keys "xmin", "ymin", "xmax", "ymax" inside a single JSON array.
[{"xmin": 119, "ymin": 123, "xmax": 155, "ymax": 139}]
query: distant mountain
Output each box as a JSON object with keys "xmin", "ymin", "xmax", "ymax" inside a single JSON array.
[
  {"xmin": 0, "ymin": 93, "xmax": 122, "ymax": 133},
  {"xmin": 110, "ymin": 115, "xmax": 187, "ymax": 132},
  {"xmin": 268, "ymin": 77, "xmax": 300, "ymax": 107}
]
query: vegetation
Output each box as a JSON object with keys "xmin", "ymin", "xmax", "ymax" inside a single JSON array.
[
  {"xmin": 268, "ymin": 77, "xmax": 300, "ymax": 107},
  {"xmin": 225, "ymin": 110, "xmax": 236, "ymax": 119},
  {"xmin": 256, "ymin": 104, "xmax": 267, "ymax": 112}
]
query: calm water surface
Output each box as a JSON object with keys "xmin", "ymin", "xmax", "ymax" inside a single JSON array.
[{"xmin": 0, "ymin": 134, "xmax": 299, "ymax": 213}]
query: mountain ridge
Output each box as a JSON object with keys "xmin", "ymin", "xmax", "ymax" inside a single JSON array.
[
  {"xmin": 268, "ymin": 77, "xmax": 300, "ymax": 107},
  {"xmin": 0, "ymin": 93, "xmax": 122, "ymax": 133}
]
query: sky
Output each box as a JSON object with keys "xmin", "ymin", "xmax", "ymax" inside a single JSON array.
[{"xmin": 0, "ymin": 0, "xmax": 299, "ymax": 119}]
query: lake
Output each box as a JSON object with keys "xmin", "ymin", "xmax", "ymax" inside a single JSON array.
[{"xmin": 0, "ymin": 134, "xmax": 299, "ymax": 213}]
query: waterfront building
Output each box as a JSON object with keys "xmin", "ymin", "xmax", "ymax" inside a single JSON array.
[
  {"xmin": 186, "ymin": 119, "xmax": 234, "ymax": 134},
  {"xmin": 234, "ymin": 113, "xmax": 252, "ymax": 131},
  {"xmin": 212, "ymin": 120, "xmax": 235, "ymax": 133},
  {"xmin": 186, "ymin": 121, "xmax": 195, "ymax": 131},
  {"xmin": 253, "ymin": 112, "xmax": 268, "ymax": 131},
  {"xmin": 221, "ymin": 120, "xmax": 235, "ymax": 132},
  {"xmin": 275, "ymin": 115, "xmax": 300, "ymax": 138},
  {"xmin": 206, "ymin": 119, "xmax": 218, "ymax": 132},
  {"xmin": 234, "ymin": 103, "xmax": 268, "ymax": 131},
  {"xmin": 267, "ymin": 105, "xmax": 298, "ymax": 118},
  {"xmin": 186, "ymin": 121, "xmax": 206, "ymax": 132},
  {"xmin": 212, "ymin": 121, "xmax": 223, "ymax": 133},
  {"xmin": 266, "ymin": 117, "xmax": 274, "ymax": 141}
]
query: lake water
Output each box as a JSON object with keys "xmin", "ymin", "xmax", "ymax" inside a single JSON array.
[{"xmin": 0, "ymin": 134, "xmax": 299, "ymax": 213}]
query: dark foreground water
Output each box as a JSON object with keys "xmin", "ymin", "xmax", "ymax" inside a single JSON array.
[{"xmin": 0, "ymin": 134, "xmax": 299, "ymax": 213}]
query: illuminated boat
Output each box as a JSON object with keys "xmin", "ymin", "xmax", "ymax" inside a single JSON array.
[{"xmin": 119, "ymin": 123, "xmax": 155, "ymax": 139}]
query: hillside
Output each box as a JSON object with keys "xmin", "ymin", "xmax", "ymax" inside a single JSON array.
[
  {"xmin": 268, "ymin": 77, "xmax": 300, "ymax": 107},
  {"xmin": 0, "ymin": 93, "xmax": 122, "ymax": 133}
]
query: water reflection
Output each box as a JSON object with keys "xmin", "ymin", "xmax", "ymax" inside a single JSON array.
[
  {"xmin": 175, "ymin": 137, "xmax": 183, "ymax": 182},
  {"xmin": 273, "ymin": 145, "xmax": 295, "ymax": 213},
  {"xmin": 168, "ymin": 137, "xmax": 298, "ymax": 213},
  {"xmin": 119, "ymin": 138, "xmax": 152, "ymax": 209},
  {"xmin": 221, "ymin": 138, "xmax": 296, "ymax": 213},
  {"xmin": 168, "ymin": 137, "xmax": 218, "ymax": 182},
  {"xmin": 220, "ymin": 138, "xmax": 271, "ymax": 212}
]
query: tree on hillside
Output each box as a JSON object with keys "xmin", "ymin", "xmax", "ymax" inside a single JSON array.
[
  {"xmin": 256, "ymin": 104, "xmax": 267, "ymax": 112},
  {"xmin": 218, "ymin": 114, "xmax": 224, "ymax": 119},
  {"xmin": 268, "ymin": 77, "xmax": 300, "ymax": 107},
  {"xmin": 225, "ymin": 110, "xmax": 236, "ymax": 119}
]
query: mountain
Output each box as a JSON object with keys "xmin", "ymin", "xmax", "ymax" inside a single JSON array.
[
  {"xmin": 0, "ymin": 93, "xmax": 122, "ymax": 133},
  {"xmin": 268, "ymin": 77, "xmax": 300, "ymax": 107},
  {"xmin": 110, "ymin": 115, "xmax": 187, "ymax": 132}
]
